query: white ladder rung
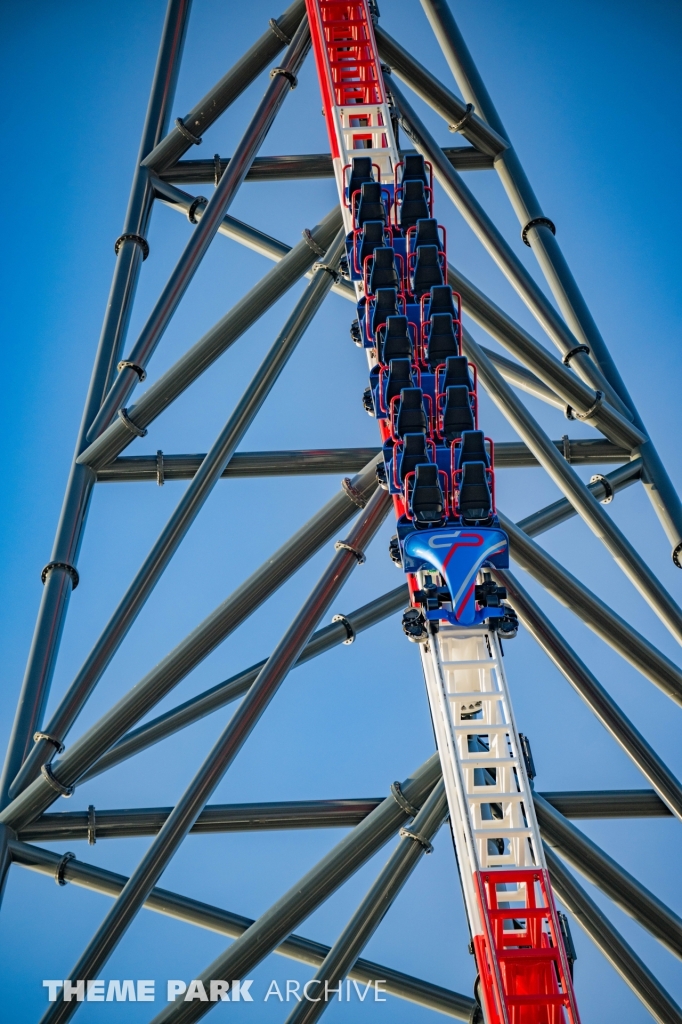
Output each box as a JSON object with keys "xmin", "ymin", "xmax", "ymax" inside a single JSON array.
[
  {"xmin": 466, "ymin": 793, "xmax": 525, "ymax": 803},
  {"xmin": 460, "ymin": 757, "xmax": 521, "ymax": 768},
  {"xmin": 441, "ymin": 659, "xmax": 498, "ymax": 668},
  {"xmin": 447, "ymin": 691, "xmax": 505, "ymax": 700},
  {"xmin": 472, "ymin": 827, "xmax": 534, "ymax": 837}
]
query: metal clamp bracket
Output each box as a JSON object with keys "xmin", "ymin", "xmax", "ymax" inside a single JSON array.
[
  {"xmin": 214, "ymin": 153, "xmax": 224, "ymax": 186},
  {"xmin": 33, "ymin": 731, "xmax": 65, "ymax": 755},
  {"xmin": 569, "ymin": 390, "xmax": 603, "ymax": 422},
  {"xmin": 55, "ymin": 851, "xmax": 76, "ymax": 886},
  {"xmin": 399, "ymin": 826, "xmax": 433, "ymax": 853},
  {"xmin": 270, "ymin": 66, "xmax": 298, "ymax": 89},
  {"xmin": 117, "ymin": 360, "xmax": 147, "ymax": 382},
  {"xmin": 562, "ymin": 344, "xmax": 591, "ymax": 367},
  {"xmin": 521, "ymin": 216, "xmax": 556, "ymax": 247},
  {"xmin": 268, "ymin": 17, "xmax": 292, "ymax": 44},
  {"xmin": 673, "ymin": 542, "xmax": 682, "ymax": 569},
  {"xmin": 188, "ymin": 196, "xmax": 207, "ymax": 224},
  {"xmin": 156, "ymin": 450, "xmax": 165, "ymax": 487},
  {"xmin": 390, "ymin": 781, "xmax": 419, "ymax": 817},
  {"xmin": 118, "ymin": 407, "xmax": 148, "ymax": 438},
  {"xmin": 561, "ymin": 434, "xmax": 571, "ymax": 463},
  {"xmin": 175, "ymin": 116, "xmax": 202, "ymax": 145},
  {"xmin": 334, "ymin": 540, "xmax": 365, "ymax": 564},
  {"xmin": 448, "ymin": 102, "xmax": 475, "ymax": 134},
  {"xmin": 87, "ymin": 804, "xmax": 97, "ymax": 846},
  {"xmin": 332, "ymin": 614, "xmax": 355, "ymax": 644},
  {"xmin": 41, "ymin": 562, "xmax": 79, "ymax": 590},
  {"xmin": 341, "ymin": 476, "xmax": 368, "ymax": 508},
  {"xmin": 590, "ymin": 474, "xmax": 614, "ymax": 504},
  {"xmin": 302, "ymin": 228, "xmax": 326, "ymax": 256},
  {"xmin": 114, "ymin": 233, "xmax": 149, "ymax": 260},
  {"xmin": 312, "ymin": 261, "xmax": 341, "ymax": 283},
  {"xmin": 41, "ymin": 762, "xmax": 74, "ymax": 798}
]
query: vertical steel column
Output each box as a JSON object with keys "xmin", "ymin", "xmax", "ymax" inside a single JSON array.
[
  {"xmin": 0, "ymin": 0, "xmax": 192, "ymax": 810},
  {"xmin": 39, "ymin": 489, "xmax": 391, "ymax": 1024},
  {"xmin": 420, "ymin": 0, "xmax": 682, "ymax": 559},
  {"xmin": 10, "ymin": 230, "xmax": 347, "ymax": 798},
  {"xmin": 545, "ymin": 845, "xmax": 682, "ymax": 1024},
  {"xmin": 0, "ymin": 824, "xmax": 12, "ymax": 911},
  {"xmin": 283, "ymin": 781, "xmax": 449, "ymax": 1024},
  {"xmin": 87, "ymin": 18, "xmax": 312, "ymax": 440}
]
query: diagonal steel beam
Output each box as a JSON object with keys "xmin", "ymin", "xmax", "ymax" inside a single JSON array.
[
  {"xmin": 500, "ymin": 511, "xmax": 682, "ymax": 704},
  {"xmin": 535, "ymin": 792, "xmax": 682, "ymax": 959},
  {"xmin": 0, "ymin": 0, "xmax": 192, "ymax": 812},
  {"xmin": 150, "ymin": 756, "xmax": 443, "ymax": 1024},
  {"xmin": 283, "ymin": 781, "xmax": 449, "ymax": 1024},
  {"xmin": 82, "ymin": 584, "xmax": 408, "ymax": 781},
  {"xmin": 422, "ymin": 0, "xmax": 682, "ymax": 560},
  {"xmin": 10, "ymin": 814, "xmax": 472, "ymax": 1019},
  {"xmin": 75, "ymin": 205, "xmax": 343, "ymax": 472},
  {"xmin": 10, "ymin": 230, "xmax": 347, "ymax": 799},
  {"xmin": 517, "ymin": 460, "xmax": 642, "ymax": 536},
  {"xmin": 545, "ymin": 844, "xmax": 682, "ymax": 1024},
  {"xmin": 87, "ymin": 19, "xmax": 311, "ymax": 441},
  {"xmin": 0, "ymin": 456, "xmax": 381, "ymax": 833},
  {"xmin": 143, "ymin": 0, "xmax": 306, "ymax": 172},
  {"xmin": 462, "ymin": 328, "xmax": 682, "ymax": 645},
  {"xmin": 497, "ymin": 569, "xmax": 682, "ymax": 813}
]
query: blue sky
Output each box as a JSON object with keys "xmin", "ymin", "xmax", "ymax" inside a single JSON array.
[{"xmin": 1, "ymin": 0, "xmax": 681, "ymax": 1021}]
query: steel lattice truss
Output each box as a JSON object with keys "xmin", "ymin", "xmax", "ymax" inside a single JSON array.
[{"xmin": 2, "ymin": 1, "xmax": 681, "ymax": 1022}]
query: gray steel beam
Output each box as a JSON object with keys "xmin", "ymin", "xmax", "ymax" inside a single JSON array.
[
  {"xmin": 11, "ymin": 819, "xmax": 471, "ymax": 1019},
  {"xmin": 0, "ymin": 0, "xmax": 192, "ymax": 811},
  {"xmin": 11, "ymin": 230, "xmax": 347, "ymax": 799},
  {"xmin": 87, "ymin": 20, "xmax": 311, "ymax": 442},
  {"xmin": 447, "ymin": 263, "xmax": 641, "ymax": 451},
  {"xmin": 96, "ymin": 439, "xmax": 630, "ymax": 483},
  {"xmin": 545, "ymin": 845, "xmax": 682, "ymax": 1024},
  {"xmin": 389, "ymin": 77, "xmax": 634, "ymax": 419},
  {"xmin": 541, "ymin": 789, "xmax": 671, "ymax": 819},
  {"xmin": 82, "ymin": 584, "xmax": 408, "ymax": 781},
  {"xmin": 517, "ymin": 460, "xmax": 642, "ymax": 536},
  {"xmin": 481, "ymin": 347, "xmax": 565, "ymax": 410},
  {"xmin": 496, "ymin": 569, "xmax": 682, "ymax": 814},
  {"xmin": 462, "ymin": 328, "xmax": 682, "ymax": 645},
  {"xmin": 536, "ymin": 792, "xmax": 682, "ymax": 959},
  {"xmin": 37, "ymin": 488, "xmax": 391, "ymax": 1024},
  {"xmin": 374, "ymin": 27, "xmax": 506, "ymax": 156},
  {"xmin": 0, "ymin": 456, "xmax": 381, "ymax": 833},
  {"xmin": 150, "ymin": 756, "xmax": 443, "ymax": 1024},
  {"xmin": 152, "ymin": 177, "xmax": 356, "ymax": 301},
  {"xmin": 143, "ymin": 0, "xmax": 306, "ymax": 173},
  {"xmin": 0, "ymin": 824, "xmax": 11, "ymax": 911},
  {"xmin": 283, "ymin": 781, "xmax": 450, "ymax": 1024},
  {"xmin": 19, "ymin": 800, "xmax": 385, "ymax": 842},
  {"xmin": 499, "ymin": 511, "xmax": 682, "ymax": 705},
  {"xmin": 75, "ymin": 205, "xmax": 343, "ymax": 472},
  {"xmin": 162, "ymin": 146, "xmax": 493, "ymax": 184},
  {"xmin": 421, "ymin": 0, "xmax": 682, "ymax": 559}
]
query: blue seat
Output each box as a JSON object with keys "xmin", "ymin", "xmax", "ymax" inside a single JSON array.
[
  {"xmin": 401, "ymin": 154, "xmax": 429, "ymax": 186},
  {"xmin": 459, "ymin": 462, "xmax": 491, "ymax": 523},
  {"xmin": 399, "ymin": 180, "xmax": 430, "ymax": 231},
  {"xmin": 396, "ymin": 387, "xmax": 427, "ymax": 436},
  {"xmin": 411, "ymin": 244, "xmax": 443, "ymax": 296},
  {"xmin": 411, "ymin": 463, "xmax": 445, "ymax": 525},
  {"xmin": 413, "ymin": 218, "xmax": 440, "ymax": 249},
  {"xmin": 370, "ymin": 287, "xmax": 398, "ymax": 336},
  {"xmin": 443, "ymin": 385, "xmax": 474, "ymax": 442},
  {"xmin": 399, "ymin": 432, "xmax": 430, "ymax": 482},
  {"xmin": 426, "ymin": 315, "xmax": 459, "ymax": 369},
  {"xmin": 442, "ymin": 355, "xmax": 472, "ymax": 389},
  {"xmin": 427, "ymin": 285, "xmax": 457, "ymax": 317},
  {"xmin": 356, "ymin": 182, "xmax": 386, "ymax": 227},
  {"xmin": 368, "ymin": 247, "xmax": 400, "ymax": 293},
  {"xmin": 358, "ymin": 220, "xmax": 386, "ymax": 270},
  {"xmin": 347, "ymin": 156, "xmax": 374, "ymax": 204},
  {"xmin": 459, "ymin": 429, "xmax": 489, "ymax": 467},
  {"xmin": 385, "ymin": 358, "xmax": 414, "ymax": 405},
  {"xmin": 379, "ymin": 315, "xmax": 412, "ymax": 364}
]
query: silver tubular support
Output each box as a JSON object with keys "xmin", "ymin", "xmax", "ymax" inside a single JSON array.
[
  {"xmin": 0, "ymin": 824, "xmax": 12, "ymax": 912},
  {"xmin": 540, "ymin": 789, "xmax": 671, "ymax": 819},
  {"xmin": 36, "ymin": 488, "xmax": 392, "ymax": 1024},
  {"xmin": 447, "ymin": 264, "xmax": 642, "ymax": 451},
  {"xmin": 373, "ymin": 26, "xmax": 506, "ymax": 156},
  {"xmin": 0, "ymin": 456, "xmax": 382, "ymax": 834},
  {"xmin": 517, "ymin": 460, "xmax": 642, "ymax": 536},
  {"xmin": 545, "ymin": 845, "xmax": 682, "ymax": 1024},
  {"xmin": 499, "ymin": 512, "xmax": 682, "ymax": 706},
  {"xmin": 496, "ymin": 569, "xmax": 682, "ymax": 816},
  {"xmin": 481, "ymin": 347, "xmax": 566, "ymax": 411},
  {"xmin": 152, "ymin": 177, "xmax": 356, "ymax": 301},
  {"xmin": 82, "ymin": 585, "xmax": 408, "ymax": 782},
  {"xmin": 142, "ymin": 0, "xmax": 306, "ymax": 172},
  {"xmin": 0, "ymin": 0, "xmax": 192, "ymax": 812},
  {"xmin": 150, "ymin": 757, "xmax": 443, "ymax": 1024},
  {"xmin": 283, "ymin": 782, "xmax": 449, "ymax": 1024},
  {"xmin": 388, "ymin": 76, "xmax": 633, "ymax": 418},
  {"xmin": 10, "ymin": 230, "xmax": 348, "ymax": 800},
  {"xmin": 463, "ymin": 329, "xmax": 682, "ymax": 646},
  {"xmin": 421, "ymin": 0, "xmax": 682, "ymax": 559},
  {"xmin": 76, "ymin": 206, "xmax": 343, "ymax": 472},
  {"xmin": 87, "ymin": 19, "xmax": 312, "ymax": 442},
  {"xmin": 535, "ymin": 793, "xmax": 682, "ymax": 959}
]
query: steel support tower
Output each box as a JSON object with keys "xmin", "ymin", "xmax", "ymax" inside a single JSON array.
[{"xmin": 2, "ymin": 2, "xmax": 681, "ymax": 1023}]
